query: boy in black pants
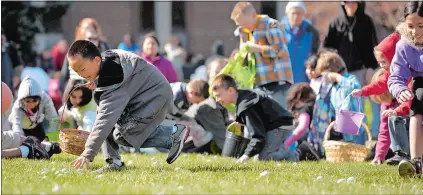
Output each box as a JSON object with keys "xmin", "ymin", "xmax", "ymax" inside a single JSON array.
[{"xmin": 211, "ymin": 74, "xmax": 319, "ymax": 162}]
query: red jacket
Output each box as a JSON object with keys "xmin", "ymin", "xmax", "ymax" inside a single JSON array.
[{"xmin": 361, "ymin": 71, "xmax": 412, "ymax": 116}]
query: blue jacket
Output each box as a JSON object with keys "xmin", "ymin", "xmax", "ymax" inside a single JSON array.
[{"xmin": 281, "ymin": 17, "xmax": 320, "ymax": 83}]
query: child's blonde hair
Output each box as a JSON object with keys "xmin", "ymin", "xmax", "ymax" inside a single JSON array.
[
  {"xmin": 315, "ymin": 51, "xmax": 346, "ymax": 75},
  {"xmin": 370, "ymin": 68, "xmax": 394, "ymax": 104},
  {"xmin": 230, "ymin": 2, "xmax": 255, "ymax": 20}
]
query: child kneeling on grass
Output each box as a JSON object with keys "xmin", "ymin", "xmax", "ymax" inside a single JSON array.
[
  {"xmin": 285, "ymin": 83, "xmax": 321, "ymax": 160},
  {"xmin": 123, "ymin": 79, "xmax": 213, "ymax": 154},
  {"xmin": 2, "ymin": 82, "xmax": 60, "ymax": 159},
  {"xmin": 59, "ymin": 79, "xmax": 97, "ymax": 132},
  {"xmin": 166, "ymin": 80, "xmax": 213, "ymax": 149},
  {"xmin": 211, "ymin": 74, "xmax": 320, "ymax": 163},
  {"xmin": 9, "ymin": 76, "xmax": 59, "ymax": 142},
  {"xmin": 67, "ymin": 40, "xmax": 189, "ymax": 173}
]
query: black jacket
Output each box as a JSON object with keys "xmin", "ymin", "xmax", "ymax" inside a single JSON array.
[
  {"xmin": 235, "ymin": 89, "xmax": 294, "ymax": 157},
  {"xmin": 323, "ymin": 1, "xmax": 378, "ymax": 72}
]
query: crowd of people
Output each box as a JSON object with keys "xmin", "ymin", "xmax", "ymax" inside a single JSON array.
[{"xmin": 1, "ymin": 1, "xmax": 422, "ymax": 178}]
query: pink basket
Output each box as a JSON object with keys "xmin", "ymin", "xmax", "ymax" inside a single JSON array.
[{"xmin": 335, "ymin": 95, "xmax": 365, "ymax": 135}]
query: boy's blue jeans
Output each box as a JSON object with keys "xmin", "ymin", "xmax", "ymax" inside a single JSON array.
[
  {"xmin": 104, "ymin": 125, "xmax": 173, "ymax": 161},
  {"xmin": 388, "ymin": 116, "xmax": 410, "ymax": 154}
]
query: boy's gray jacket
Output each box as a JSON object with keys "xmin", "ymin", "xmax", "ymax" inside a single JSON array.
[
  {"xmin": 82, "ymin": 49, "xmax": 173, "ymax": 161},
  {"xmin": 8, "ymin": 76, "xmax": 58, "ymax": 135}
]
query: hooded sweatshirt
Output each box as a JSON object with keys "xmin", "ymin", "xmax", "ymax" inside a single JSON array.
[
  {"xmin": 323, "ymin": 1, "xmax": 378, "ymax": 72},
  {"xmin": 235, "ymin": 89, "xmax": 294, "ymax": 157},
  {"xmin": 8, "ymin": 76, "xmax": 58, "ymax": 136},
  {"xmin": 81, "ymin": 49, "xmax": 173, "ymax": 161},
  {"xmin": 388, "ymin": 22, "xmax": 423, "ymax": 99},
  {"xmin": 360, "ymin": 33, "xmax": 412, "ymax": 115}
]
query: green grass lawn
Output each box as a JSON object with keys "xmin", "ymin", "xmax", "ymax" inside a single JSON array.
[{"xmin": 2, "ymin": 153, "xmax": 423, "ymax": 194}]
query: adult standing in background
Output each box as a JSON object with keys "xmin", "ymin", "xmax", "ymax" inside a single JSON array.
[
  {"xmin": 51, "ymin": 40, "xmax": 68, "ymax": 71},
  {"xmin": 59, "ymin": 18, "xmax": 110, "ymax": 94},
  {"xmin": 164, "ymin": 36, "xmax": 187, "ymax": 82},
  {"xmin": 323, "ymin": 1, "xmax": 378, "ymax": 85},
  {"xmin": 281, "ymin": 1, "xmax": 320, "ymax": 84},
  {"xmin": 141, "ymin": 33, "xmax": 178, "ymax": 83},
  {"xmin": 230, "ymin": 2, "xmax": 293, "ymax": 109},
  {"xmin": 118, "ymin": 34, "xmax": 141, "ymax": 54},
  {"xmin": 323, "ymin": 1, "xmax": 380, "ymax": 138}
]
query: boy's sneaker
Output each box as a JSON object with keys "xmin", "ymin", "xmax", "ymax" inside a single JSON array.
[
  {"xmin": 398, "ymin": 158, "xmax": 422, "ymax": 178},
  {"xmin": 47, "ymin": 142, "xmax": 62, "ymax": 157},
  {"xmin": 21, "ymin": 136, "xmax": 50, "ymax": 160},
  {"xmin": 166, "ymin": 124, "xmax": 190, "ymax": 164},
  {"xmin": 386, "ymin": 151, "xmax": 410, "ymax": 166},
  {"xmin": 94, "ymin": 161, "xmax": 126, "ymax": 173},
  {"xmin": 296, "ymin": 142, "xmax": 320, "ymax": 161}
]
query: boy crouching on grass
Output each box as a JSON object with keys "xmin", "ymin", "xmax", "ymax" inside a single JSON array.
[
  {"xmin": 211, "ymin": 74, "xmax": 320, "ymax": 163},
  {"xmin": 67, "ymin": 40, "xmax": 190, "ymax": 172}
]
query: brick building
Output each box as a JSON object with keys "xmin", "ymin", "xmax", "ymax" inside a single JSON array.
[
  {"xmin": 60, "ymin": 1, "xmax": 289, "ymax": 57},
  {"xmin": 59, "ymin": 1, "xmax": 403, "ymax": 57}
]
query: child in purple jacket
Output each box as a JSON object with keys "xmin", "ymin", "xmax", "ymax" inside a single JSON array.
[{"xmin": 388, "ymin": 1, "xmax": 423, "ymax": 178}]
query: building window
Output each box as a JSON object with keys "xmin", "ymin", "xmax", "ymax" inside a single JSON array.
[
  {"xmin": 172, "ymin": 1, "xmax": 185, "ymax": 31},
  {"xmin": 141, "ymin": 1, "xmax": 155, "ymax": 31},
  {"xmin": 261, "ymin": 1, "xmax": 277, "ymax": 20}
]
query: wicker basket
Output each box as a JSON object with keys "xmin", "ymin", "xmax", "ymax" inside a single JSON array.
[
  {"xmin": 58, "ymin": 129, "xmax": 90, "ymax": 156},
  {"xmin": 323, "ymin": 121, "xmax": 372, "ymax": 162}
]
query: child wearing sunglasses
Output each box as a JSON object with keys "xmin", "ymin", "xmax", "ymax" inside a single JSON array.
[{"xmin": 9, "ymin": 76, "xmax": 59, "ymax": 142}]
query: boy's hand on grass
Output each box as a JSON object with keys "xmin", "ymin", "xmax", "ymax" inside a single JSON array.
[
  {"xmin": 351, "ymin": 89, "xmax": 362, "ymax": 97},
  {"xmin": 398, "ymin": 90, "xmax": 413, "ymax": 104},
  {"xmin": 382, "ymin": 109, "xmax": 397, "ymax": 117},
  {"xmin": 236, "ymin": 155, "xmax": 250, "ymax": 163},
  {"xmin": 72, "ymin": 156, "xmax": 90, "ymax": 169}
]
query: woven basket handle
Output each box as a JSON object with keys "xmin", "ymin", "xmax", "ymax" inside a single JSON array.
[{"xmin": 323, "ymin": 121, "xmax": 372, "ymax": 148}]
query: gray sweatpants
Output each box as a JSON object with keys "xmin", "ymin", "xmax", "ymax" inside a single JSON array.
[{"xmin": 257, "ymin": 127, "xmax": 299, "ymax": 162}]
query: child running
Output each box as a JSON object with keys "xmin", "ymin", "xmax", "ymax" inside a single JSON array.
[
  {"xmin": 352, "ymin": 32, "xmax": 410, "ymax": 165},
  {"xmin": 66, "ymin": 40, "xmax": 189, "ymax": 172},
  {"xmin": 388, "ymin": 1, "xmax": 423, "ymax": 178}
]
